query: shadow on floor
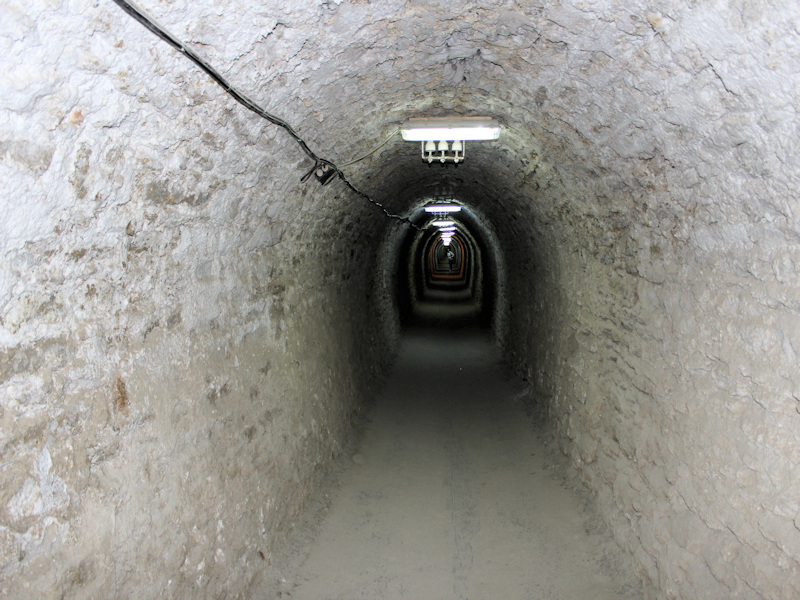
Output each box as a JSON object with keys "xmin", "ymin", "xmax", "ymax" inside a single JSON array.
[
  {"xmin": 408, "ymin": 296, "xmax": 484, "ymax": 330},
  {"xmin": 270, "ymin": 305, "xmax": 644, "ymax": 600}
]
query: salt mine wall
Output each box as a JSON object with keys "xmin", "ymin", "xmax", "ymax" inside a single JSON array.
[
  {"xmin": 490, "ymin": 5, "xmax": 800, "ymax": 598},
  {"xmin": 2, "ymin": 1, "xmax": 800, "ymax": 599},
  {"xmin": 0, "ymin": 2, "xmax": 395, "ymax": 597},
  {"xmin": 502, "ymin": 163, "xmax": 800, "ymax": 599}
]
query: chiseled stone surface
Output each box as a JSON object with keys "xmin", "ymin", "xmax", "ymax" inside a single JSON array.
[
  {"xmin": 1, "ymin": 0, "xmax": 799, "ymax": 598},
  {"xmin": 1, "ymin": 2, "xmax": 394, "ymax": 597}
]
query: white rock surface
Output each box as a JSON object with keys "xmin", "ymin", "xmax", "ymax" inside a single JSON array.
[{"xmin": 1, "ymin": 0, "xmax": 799, "ymax": 598}]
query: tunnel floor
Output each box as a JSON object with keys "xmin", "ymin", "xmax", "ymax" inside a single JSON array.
[{"xmin": 272, "ymin": 318, "xmax": 642, "ymax": 599}]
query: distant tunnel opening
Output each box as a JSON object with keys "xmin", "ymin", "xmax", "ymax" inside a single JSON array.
[{"xmin": 381, "ymin": 196, "xmax": 506, "ymax": 333}]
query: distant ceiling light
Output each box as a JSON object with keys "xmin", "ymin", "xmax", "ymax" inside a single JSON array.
[
  {"xmin": 402, "ymin": 117, "xmax": 500, "ymax": 164},
  {"xmin": 431, "ymin": 220, "xmax": 455, "ymax": 227},
  {"xmin": 443, "ymin": 238, "xmax": 452, "ymax": 246},
  {"xmin": 438, "ymin": 226, "xmax": 456, "ymax": 233},
  {"xmin": 424, "ymin": 205, "xmax": 462, "ymax": 213}
]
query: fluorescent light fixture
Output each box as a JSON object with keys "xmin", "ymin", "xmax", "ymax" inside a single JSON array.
[
  {"xmin": 443, "ymin": 238, "xmax": 452, "ymax": 246},
  {"xmin": 431, "ymin": 220, "xmax": 454, "ymax": 227},
  {"xmin": 438, "ymin": 226, "xmax": 456, "ymax": 233},
  {"xmin": 424, "ymin": 204, "xmax": 462, "ymax": 213},
  {"xmin": 401, "ymin": 117, "xmax": 501, "ymax": 141}
]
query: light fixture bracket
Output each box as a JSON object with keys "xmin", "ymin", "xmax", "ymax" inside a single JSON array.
[{"xmin": 420, "ymin": 140, "xmax": 464, "ymax": 164}]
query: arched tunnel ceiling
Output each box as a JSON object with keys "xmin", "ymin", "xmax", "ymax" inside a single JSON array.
[
  {"xmin": 107, "ymin": 0, "xmax": 799, "ymax": 252},
  {"xmin": 3, "ymin": 3, "xmax": 800, "ymax": 598}
]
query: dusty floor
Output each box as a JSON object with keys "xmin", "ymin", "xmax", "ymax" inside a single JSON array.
[{"xmin": 271, "ymin": 314, "xmax": 644, "ymax": 599}]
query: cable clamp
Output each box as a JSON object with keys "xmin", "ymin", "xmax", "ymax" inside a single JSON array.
[{"xmin": 301, "ymin": 160, "xmax": 338, "ymax": 186}]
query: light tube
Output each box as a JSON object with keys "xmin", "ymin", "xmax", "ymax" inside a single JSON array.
[
  {"xmin": 424, "ymin": 205, "xmax": 462, "ymax": 213},
  {"xmin": 401, "ymin": 117, "xmax": 500, "ymax": 142}
]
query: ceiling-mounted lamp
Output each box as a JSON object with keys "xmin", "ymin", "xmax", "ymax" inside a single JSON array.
[
  {"xmin": 424, "ymin": 204, "xmax": 462, "ymax": 213},
  {"xmin": 401, "ymin": 117, "xmax": 500, "ymax": 141},
  {"xmin": 431, "ymin": 220, "xmax": 455, "ymax": 227},
  {"xmin": 401, "ymin": 117, "xmax": 500, "ymax": 164}
]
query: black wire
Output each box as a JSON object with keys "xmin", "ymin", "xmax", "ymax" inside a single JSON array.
[
  {"xmin": 338, "ymin": 176, "xmax": 417, "ymax": 224},
  {"xmin": 111, "ymin": 0, "xmax": 316, "ymax": 160},
  {"xmin": 110, "ymin": 0, "xmax": 420, "ymax": 230}
]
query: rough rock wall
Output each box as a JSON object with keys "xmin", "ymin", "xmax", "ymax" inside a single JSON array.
[
  {"xmin": 494, "ymin": 4, "xmax": 800, "ymax": 599},
  {"xmin": 2, "ymin": 0, "xmax": 800, "ymax": 598},
  {"xmin": 0, "ymin": 1, "xmax": 393, "ymax": 597}
]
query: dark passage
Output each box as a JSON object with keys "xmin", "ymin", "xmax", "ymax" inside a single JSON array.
[{"xmin": 274, "ymin": 314, "xmax": 642, "ymax": 599}]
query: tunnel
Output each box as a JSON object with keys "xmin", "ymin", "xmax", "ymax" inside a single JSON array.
[
  {"xmin": 392, "ymin": 202, "xmax": 501, "ymax": 328},
  {"xmin": 2, "ymin": 1, "xmax": 800, "ymax": 598}
]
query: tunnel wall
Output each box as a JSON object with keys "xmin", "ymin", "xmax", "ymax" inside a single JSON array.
[
  {"xmin": 504, "ymin": 169, "xmax": 800, "ymax": 599},
  {"xmin": 2, "ymin": 1, "xmax": 800, "ymax": 599},
  {"xmin": 0, "ymin": 3, "xmax": 393, "ymax": 597},
  {"xmin": 493, "ymin": 10, "xmax": 800, "ymax": 599}
]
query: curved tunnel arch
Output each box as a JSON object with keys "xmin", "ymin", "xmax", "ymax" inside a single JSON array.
[
  {"xmin": 3, "ymin": 2, "xmax": 800, "ymax": 598},
  {"xmin": 378, "ymin": 197, "xmax": 508, "ymax": 334}
]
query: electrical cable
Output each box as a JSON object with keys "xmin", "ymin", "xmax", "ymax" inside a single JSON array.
[
  {"xmin": 338, "ymin": 129, "xmax": 400, "ymax": 167},
  {"xmin": 110, "ymin": 0, "xmax": 419, "ymax": 230}
]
